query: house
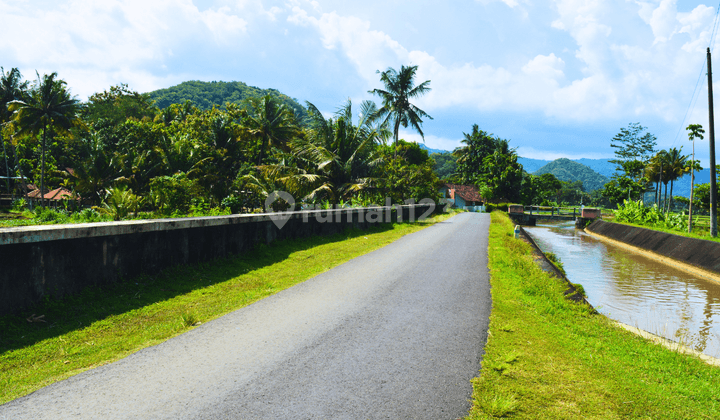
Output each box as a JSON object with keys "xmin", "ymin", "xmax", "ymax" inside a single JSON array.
[
  {"xmin": 27, "ymin": 187, "xmax": 78, "ymax": 208},
  {"xmin": 439, "ymin": 183, "xmax": 485, "ymax": 212}
]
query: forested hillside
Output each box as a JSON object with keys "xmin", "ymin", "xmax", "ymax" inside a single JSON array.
[
  {"xmin": 533, "ymin": 158, "xmax": 609, "ymax": 191},
  {"xmin": 147, "ymin": 80, "xmax": 307, "ymax": 120}
]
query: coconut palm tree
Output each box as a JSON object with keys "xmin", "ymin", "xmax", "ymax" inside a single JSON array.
[
  {"xmin": 0, "ymin": 67, "xmax": 29, "ymax": 194},
  {"xmin": 663, "ymin": 147, "xmax": 689, "ymax": 212},
  {"xmin": 241, "ymin": 95, "xmax": 299, "ymax": 165},
  {"xmin": 369, "ymin": 65, "xmax": 432, "ymax": 155},
  {"xmin": 686, "ymin": 124, "xmax": 705, "ymax": 232},
  {"xmin": 278, "ymin": 100, "xmax": 383, "ymax": 205},
  {"xmin": 9, "ymin": 72, "xmax": 80, "ymax": 207}
]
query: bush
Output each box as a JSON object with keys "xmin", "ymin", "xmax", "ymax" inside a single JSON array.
[
  {"xmin": 486, "ymin": 202, "xmax": 511, "ymax": 212},
  {"xmin": 614, "ymin": 200, "xmax": 687, "ymax": 232},
  {"xmin": 149, "ymin": 173, "xmax": 202, "ymax": 215},
  {"xmin": 70, "ymin": 208, "xmax": 109, "ymax": 223},
  {"xmin": 11, "ymin": 199, "xmax": 26, "ymax": 212},
  {"xmin": 221, "ymin": 195, "xmax": 243, "ymax": 214},
  {"xmin": 34, "ymin": 207, "xmax": 67, "ymax": 223},
  {"xmin": 97, "ymin": 186, "xmax": 142, "ymax": 221}
]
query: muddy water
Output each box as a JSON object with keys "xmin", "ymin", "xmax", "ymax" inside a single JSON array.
[{"xmin": 525, "ymin": 221, "xmax": 720, "ymax": 358}]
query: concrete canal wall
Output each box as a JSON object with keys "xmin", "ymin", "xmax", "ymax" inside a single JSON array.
[
  {"xmin": 0, "ymin": 205, "xmax": 433, "ymax": 315},
  {"xmin": 585, "ymin": 220, "xmax": 720, "ymax": 283}
]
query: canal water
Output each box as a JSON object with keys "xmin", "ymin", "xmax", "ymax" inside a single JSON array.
[{"xmin": 525, "ymin": 221, "xmax": 720, "ymax": 358}]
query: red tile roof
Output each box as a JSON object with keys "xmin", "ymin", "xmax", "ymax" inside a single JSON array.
[
  {"xmin": 442, "ymin": 183, "xmax": 483, "ymax": 203},
  {"xmin": 27, "ymin": 187, "xmax": 77, "ymax": 200}
]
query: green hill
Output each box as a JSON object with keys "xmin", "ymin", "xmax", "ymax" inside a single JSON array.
[
  {"xmin": 533, "ymin": 158, "xmax": 609, "ymax": 191},
  {"xmin": 147, "ymin": 80, "xmax": 307, "ymax": 120}
]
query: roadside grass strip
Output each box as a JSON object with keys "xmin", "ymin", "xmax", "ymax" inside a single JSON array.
[
  {"xmin": 0, "ymin": 212, "xmax": 457, "ymax": 405},
  {"xmin": 467, "ymin": 212, "xmax": 720, "ymax": 419}
]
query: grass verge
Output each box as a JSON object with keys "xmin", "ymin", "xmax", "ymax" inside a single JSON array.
[
  {"xmin": 466, "ymin": 212, "xmax": 720, "ymax": 419},
  {"xmin": 0, "ymin": 211, "xmax": 456, "ymax": 405}
]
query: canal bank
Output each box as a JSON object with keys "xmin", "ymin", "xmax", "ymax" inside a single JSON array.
[
  {"xmin": 466, "ymin": 213, "xmax": 720, "ymax": 419},
  {"xmin": 518, "ymin": 223, "xmax": 720, "ymax": 365},
  {"xmin": 585, "ymin": 220, "xmax": 720, "ymax": 285},
  {"xmin": 522, "ymin": 218, "xmax": 720, "ymax": 360}
]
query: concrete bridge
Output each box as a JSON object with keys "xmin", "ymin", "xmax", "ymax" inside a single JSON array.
[{"xmin": 507, "ymin": 205, "xmax": 601, "ymax": 227}]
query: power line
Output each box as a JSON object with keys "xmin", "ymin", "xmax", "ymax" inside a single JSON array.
[
  {"xmin": 672, "ymin": 2, "xmax": 720, "ymax": 147},
  {"xmin": 673, "ymin": 57, "xmax": 707, "ymax": 146},
  {"xmin": 711, "ymin": 1, "xmax": 720, "ymax": 53}
]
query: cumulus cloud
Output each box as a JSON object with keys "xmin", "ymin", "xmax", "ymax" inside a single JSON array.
[
  {"xmin": 2, "ymin": 0, "xmax": 718, "ymax": 134},
  {"xmin": 0, "ymin": 0, "xmax": 255, "ymax": 97}
]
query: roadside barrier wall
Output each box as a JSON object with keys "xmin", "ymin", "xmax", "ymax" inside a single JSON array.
[
  {"xmin": 0, "ymin": 205, "xmax": 433, "ymax": 315},
  {"xmin": 586, "ymin": 220, "xmax": 720, "ymax": 275}
]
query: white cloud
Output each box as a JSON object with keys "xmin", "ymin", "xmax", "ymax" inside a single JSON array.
[
  {"xmin": 290, "ymin": 0, "xmax": 687, "ymax": 121},
  {"xmin": 522, "ymin": 53, "xmax": 565, "ymax": 79},
  {"xmin": 0, "ymin": 0, "xmax": 255, "ymax": 97}
]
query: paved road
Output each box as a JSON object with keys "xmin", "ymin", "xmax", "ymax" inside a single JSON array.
[{"xmin": 2, "ymin": 212, "xmax": 491, "ymax": 420}]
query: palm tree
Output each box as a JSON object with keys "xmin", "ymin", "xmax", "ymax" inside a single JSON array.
[
  {"xmin": 0, "ymin": 67, "xmax": 28, "ymax": 194},
  {"xmin": 662, "ymin": 147, "xmax": 689, "ymax": 212},
  {"xmin": 70, "ymin": 133, "xmax": 122, "ymax": 205},
  {"xmin": 686, "ymin": 124, "xmax": 705, "ymax": 232},
  {"xmin": 9, "ymin": 72, "xmax": 80, "ymax": 207},
  {"xmin": 645, "ymin": 154, "xmax": 663, "ymax": 206},
  {"xmin": 282, "ymin": 100, "xmax": 383, "ymax": 204},
  {"xmin": 241, "ymin": 95, "xmax": 298, "ymax": 165},
  {"xmin": 369, "ymin": 65, "xmax": 432, "ymax": 155}
]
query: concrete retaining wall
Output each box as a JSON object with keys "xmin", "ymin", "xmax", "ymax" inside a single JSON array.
[
  {"xmin": 585, "ymin": 220, "xmax": 720, "ymax": 275},
  {"xmin": 0, "ymin": 205, "xmax": 433, "ymax": 315}
]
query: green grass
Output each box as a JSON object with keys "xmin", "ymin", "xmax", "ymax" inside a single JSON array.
[
  {"xmin": 0, "ymin": 211, "xmax": 456, "ymax": 405},
  {"xmin": 466, "ymin": 212, "xmax": 720, "ymax": 419},
  {"xmin": 608, "ymin": 217, "xmax": 720, "ymax": 243}
]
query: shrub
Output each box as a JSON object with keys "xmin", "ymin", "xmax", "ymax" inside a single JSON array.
[
  {"xmin": 614, "ymin": 200, "xmax": 687, "ymax": 232},
  {"xmin": 149, "ymin": 173, "xmax": 202, "ymax": 215},
  {"xmin": 34, "ymin": 207, "xmax": 67, "ymax": 223},
  {"xmin": 221, "ymin": 195, "xmax": 243, "ymax": 214},
  {"xmin": 70, "ymin": 208, "xmax": 109, "ymax": 223},
  {"xmin": 97, "ymin": 186, "xmax": 142, "ymax": 221},
  {"xmin": 11, "ymin": 198, "xmax": 26, "ymax": 212}
]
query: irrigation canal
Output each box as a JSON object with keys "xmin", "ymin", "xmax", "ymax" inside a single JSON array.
[{"xmin": 525, "ymin": 221, "xmax": 720, "ymax": 358}]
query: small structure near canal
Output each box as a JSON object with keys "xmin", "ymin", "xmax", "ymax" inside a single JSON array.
[{"xmin": 508, "ymin": 205, "xmax": 601, "ymax": 228}]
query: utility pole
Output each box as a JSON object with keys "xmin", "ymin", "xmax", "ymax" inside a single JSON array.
[{"xmin": 708, "ymin": 47, "xmax": 718, "ymax": 237}]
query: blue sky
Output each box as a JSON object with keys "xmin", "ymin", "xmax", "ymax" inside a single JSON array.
[{"xmin": 2, "ymin": 0, "xmax": 720, "ymax": 164}]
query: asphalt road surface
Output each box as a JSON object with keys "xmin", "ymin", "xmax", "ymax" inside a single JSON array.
[{"xmin": 2, "ymin": 212, "xmax": 491, "ymax": 420}]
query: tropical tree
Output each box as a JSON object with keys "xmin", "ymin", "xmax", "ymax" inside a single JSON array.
[
  {"xmin": 0, "ymin": 67, "xmax": 28, "ymax": 193},
  {"xmin": 9, "ymin": 72, "xmax": 81, "ymax": 207},
  {"xmin": 453, "ymin": 125, "xmax": 498, "ymax": 184},
  {"xmin": 610, "ymin": 123, "xmax": 657, "ymax": 176},
  {"xmin": 686, "ymin": 124, "xmax": 705, "ymax": 232},
  {"xmin": 664, "ymin": 147, "xmax": 689, "ymax": 212},
  {"xmin": 645, "ymin": 150, "xmax": 670, "ymax": 207},
  {"xmin": 480, "ymin": 149, "xmax": 524, "ymax": 203},
  {"xmin": 285, "ymin": 100, "xmax": 383, "ymax": 204},
  {"xmin": 241, "ymin": 94, "xmax": 298, "ymax": 165},
  {"xmin": 69, "ymin": 132, "xmax": 122, "ymax": 204},
  {"xmin": 369, "ymin": 65, "xmax": 432, "ymax": 154}
]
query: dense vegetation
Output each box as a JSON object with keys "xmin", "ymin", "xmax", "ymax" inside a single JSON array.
[
  {"xmin": 147, "ymin": 80, "xmax": 308, "ymax": 121},
  {"xmin": 0, "ymin": 66, "xmax": 442, "ymax": 222}
]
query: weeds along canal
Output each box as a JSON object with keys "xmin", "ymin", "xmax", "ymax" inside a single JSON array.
[{"xmin": 524, "ymin": 221, "xmax": 720, "ymax": 358}]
